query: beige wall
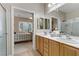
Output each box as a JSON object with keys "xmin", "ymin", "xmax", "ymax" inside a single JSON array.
[{"xmin": 14, "ymin": 16, "xmax": 32, "ymax": 33}]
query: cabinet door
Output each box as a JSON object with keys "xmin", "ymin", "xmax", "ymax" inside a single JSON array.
[
  {"xmin": 59, "ymin": 43, "xmax": 64, "ymax": 56},
  {"xmin": 51, "ymin": 40, "xmax": 60, "ymax": 56},
  {"xmin": 48, "ymin": 40, "xmax": 52, "ymax": 56},
  {"xmin": 44, "ymin": 38, "xmax": 49, "ymax": 56},
  {"xmin": 36, "ymin": 35, "xmax": 38, "ymax": 49},
  {"xmin": 76, "ymin": 49, "xmax": 79, "ymax": 56},
  {"xmin": 36, "ymin": 36, "xmax": 40, "ymax": 51},
  {"xmin": 39, "ymin": 37, "xmax": 44, "ymax": 55},
  {"xmin": 63, "ymin": 45, "xmax": 76, "ymax": 56}
]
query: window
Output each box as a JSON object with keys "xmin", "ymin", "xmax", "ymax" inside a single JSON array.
[{"xmin": 19, "ymin": 22, "xmax": 32, "ymax": 32}]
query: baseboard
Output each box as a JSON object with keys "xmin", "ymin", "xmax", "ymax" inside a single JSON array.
[{"xmin": 14, "ymin": 40, "xmax": 32, "ymax": 44}]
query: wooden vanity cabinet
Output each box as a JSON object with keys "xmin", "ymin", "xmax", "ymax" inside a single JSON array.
[
  {"xmin": 63, "ymin": 44, "xmax": 76, "ymax": 56},
  {"xmin": 60, "ymin": 43, "xmax": 79, "ymax": 56},
  {"xmin": 36, "ymin": 35, "xmax": 79, "ymax": 56}
]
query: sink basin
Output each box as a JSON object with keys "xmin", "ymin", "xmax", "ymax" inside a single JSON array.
[
  {"xmin": 70, "ymin": 39, "xmax": 79, "ymax": 44},
  {"xmin": 65, "ymin": 40, "xmax": 79, "ymax": 44},
  {"xmin": 47, "ymin": 33, "xmax": 79, "ymax": 44},
  {"xmin": 50, "ymin": 34, "xmax": 60, "ymax": 37},
  {"xmin": 60, "ymin": 38, "xmax": 79, "ymax": 44}
]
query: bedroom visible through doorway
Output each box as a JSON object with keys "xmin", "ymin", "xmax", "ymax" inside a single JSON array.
[{"xmin": 13, "ymin": 8, "xmax": 34, "ymax": 56}]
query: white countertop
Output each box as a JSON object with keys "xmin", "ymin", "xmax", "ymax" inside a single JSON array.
[{"xmin": 36, "ymin": 33, "xmax": 79, "ymax": 49}]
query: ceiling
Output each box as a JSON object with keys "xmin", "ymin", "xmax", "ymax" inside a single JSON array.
[
  {"xmin": 14, "ymin": 8, "xmax": 33, "ymax": 19},
  {"xmin": 13, "ymin": 3, "xmax": 79, "ymax": 17},
  {"xmin": 58, "ymin": 3, "xmax": 79, "ymax": 13}
]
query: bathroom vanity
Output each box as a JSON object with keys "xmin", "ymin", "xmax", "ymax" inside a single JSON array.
[
  {"xmin": 35, "ymin": 33, "xmax": 79, "ymax": 56},
  {"xmin": 35, "ymin": 3, "xmax": 79, "ymax": 56}
]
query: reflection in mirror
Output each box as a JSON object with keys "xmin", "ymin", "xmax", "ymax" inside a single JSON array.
[
  {"xmin": 61, "ymin": 22, "xmax": 72, "ymax": 35},
  {"xmin": 61, "ymin": 18, "xmax": 79, "ymax": 36},
  {"xmin": 58, "ymin": 3, "xmax": 79, "ymax": 36},
  {"xmin": 51, "ymin": 17, "xmax": 58, "ymax": 31},
  {"xmin": 37, "ymin": 18, "xmax": 50, "ymax": 29}
]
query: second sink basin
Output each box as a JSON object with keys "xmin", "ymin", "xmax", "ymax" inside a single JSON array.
[{"xmin": 60, "ymin": 38, "xmax": 79, "ymax": 44}]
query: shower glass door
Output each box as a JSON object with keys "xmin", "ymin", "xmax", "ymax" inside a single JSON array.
[{"xmin": 0, "ymin": 4, "xmax": 7, "ymax": 56}]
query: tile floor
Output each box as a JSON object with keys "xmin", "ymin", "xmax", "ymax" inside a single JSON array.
[{"xmin": 14, "ymin": 41, "xmax": 40, "ymax": 56}]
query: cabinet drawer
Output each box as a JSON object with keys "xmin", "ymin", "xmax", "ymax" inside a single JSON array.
[
  {"xmin": 48, "ymin": 40, "xmax": 52, "ymax": 46},
  {"xmin": 44, "ymin": 44, "xmax": 48, "ymax": 49},
  {"xmin": 44, "ymin": 38, "xmax": 48, "ymax": 44}
]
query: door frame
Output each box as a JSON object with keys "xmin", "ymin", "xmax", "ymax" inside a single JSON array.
[
  {"xmin": 11, "ymin": 6, "xmax": 35, "ymax": 56},
  {"xmin": 0, "ymin": 3, "xmax": 7, "ymax": 56}
]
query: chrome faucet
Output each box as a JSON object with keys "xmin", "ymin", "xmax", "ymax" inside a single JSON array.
[{"xmin": 66, "ymin": 34, "xmax": 71, "ymax": 39}]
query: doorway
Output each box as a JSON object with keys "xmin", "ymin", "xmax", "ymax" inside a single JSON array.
[
  {"xmin": 11, "ymin": 7, "xmax": 36, "ymax": 56},
  {"xmin": 14, "ymin": 8, "xmax": 34, "ymax": 56}
]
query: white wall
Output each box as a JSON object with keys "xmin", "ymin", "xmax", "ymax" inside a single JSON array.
[
  {"xmin": 2, "ymin": 3, "xmax": 12, "ymax": 56},
  {"xmin": 2, "ymin": 3, "xmax": 45, "ymax": 56}
]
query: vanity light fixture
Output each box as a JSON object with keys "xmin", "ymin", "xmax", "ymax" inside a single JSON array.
[
  {"xmin": 48, "ymin": 3, "xmax": 52, "ymax": 7},
  {"xmin": 28, "ymin": 17, "xmax": 32, "ymax": 19},
  {"xmin": 48, "ymin": 3, "xmax": 57, "ymax": 7}
]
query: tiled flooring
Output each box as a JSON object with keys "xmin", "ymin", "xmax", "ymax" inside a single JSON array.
[{"xmin": 14, "ymin": 41, "xmax": 40, "ymax": 56}]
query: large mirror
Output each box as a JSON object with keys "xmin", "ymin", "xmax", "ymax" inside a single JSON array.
[
  {"xmin": 59, "ymin": 3, "xmax": 79, "ymax": 36},
  {"xmin": 37, "ymin": 18, "xmax": 50, "ymax": 29}
]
